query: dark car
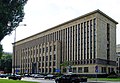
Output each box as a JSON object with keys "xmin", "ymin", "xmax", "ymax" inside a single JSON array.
[
  {"xmin": 0, "ymin": 74, "xmax": 7, "ymax": 78},
  {"xmin": 55, "ymin": 74, "xmax": 87, "ymax": 83},
  {"xmin": 44, "ymin": 74, "xmax": 57, "ymax": 79},
  {"xmin": 8, "ymin": 74, "xmax": 22, "ymax": 80}
]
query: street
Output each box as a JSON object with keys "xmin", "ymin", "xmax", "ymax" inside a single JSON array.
[
  {"xmin": 22, "ymin": 77, "xmax": 55, "ymax": 83},
  {"xmin": 0, "ymin": 77, "xmax": 120, "ymax": 83},
  {"xmin": 21, "ymin": 77, "xmax": 120, "ymax": 83}
]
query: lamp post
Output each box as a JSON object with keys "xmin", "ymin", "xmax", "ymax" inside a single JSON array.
[{"xmin": 13, "ymin": 24, "xmax": 26, "ymax": 74}]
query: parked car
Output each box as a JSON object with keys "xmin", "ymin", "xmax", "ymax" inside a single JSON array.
[
  {"xmin": 30, "ymin": 74, "xmax": 36, "ymax": 77},
  {"xmin": 24, "ymin": 74, "xmax": 31, "ymax": 77},
  {"xmin": 8, "ymin": 74, "xmax": 22, "ymax": 80},
  {"xmin": 44, "ymin": 74, "xmax": 57, "ymax": 79},
  {"xmin": 34, "ymin": 74, "xmax": 45, "ymax": 78},
  {"xmin": 0, "ymin": 74, "xmax": 7, "ymax": 78},
  {"xmin": 55, "ymin": 74, "xmax": 87, "ymax": 83}
]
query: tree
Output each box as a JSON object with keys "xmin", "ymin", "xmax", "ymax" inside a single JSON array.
[
  {"xmin": 0, "ymin": 0, "xmax": 28, "ymax": 42},
  {"xmin": 0, "ymin": 52, "xmax": 12, "ymax": 73},
  {"xmin": 0, "ymin": 44, "xmax": 3, "ymax": 59}
]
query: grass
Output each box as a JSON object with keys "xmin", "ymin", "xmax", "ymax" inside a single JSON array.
[
  {"xmin": 0, "ymin": 79, "xmax": 39, "ymax": 83},
  {"xmin": 89, "ymin": 78, "xmax": 120, "ymax": 81}
]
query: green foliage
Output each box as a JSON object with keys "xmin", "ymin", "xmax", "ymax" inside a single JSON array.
[
  {"xmin": 0, "ymin": 0, "xmax": 28, "ymax": 42},
  {"xmin": 60, "ymin": 61, "xmax": 69, "ymax": 67},
  {"xmin": 0, "ymin": 44, "xmax": 3, "ymax": 59},
  {"xmin": 0, "ymin": 52, "xmax": 12, "ymax": 73}
]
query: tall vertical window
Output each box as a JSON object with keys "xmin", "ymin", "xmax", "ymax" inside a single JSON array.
[
  {"xmin": 54, "ymin": 45, "xmax": 56, "ymax": 51},
  {"xmin": 93, "ymin": 18, "xmax": 96, "ymax": 59},
  {"xmin": 68, "ymin": 28, "xmax": 69, "ymax": 61},
  {"xmin": 78, "ymin": 24, "xmax": 80, "ymax": 60},
  {"xmin": 90, "ymin": 20, "xmax": 92, "ymax": 59},
  {"xmin": 75, "ymin": 25, "xmax": 77, "ymax": 60},
  {"xmin": 81, "ymin": 23, "xmax": 83, "ymax": 60},
  {"xmin": 50, "ymin": 46, "xmax": 52, "ymax": 52},
  {"xmin": 107, "ymin": 23, "xmax": 110, "ymax": 63},
  {"xmin": 87, "ymin": 21, "xmax": 89, "ymax": 59},
  {"xmin": 72, "ymin": 26, "xmax": 74, "ymax": 61},
  {"xmin": 84, "ymin": 22, "xmax": 86, "ymax": 60}
]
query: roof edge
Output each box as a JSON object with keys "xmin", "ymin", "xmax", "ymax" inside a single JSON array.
[{"xmin": 15, "ymin": 9, "xmax": 118, "ymax": 44}]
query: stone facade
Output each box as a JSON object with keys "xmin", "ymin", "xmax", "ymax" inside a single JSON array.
[
  {"xmin": 116, "ymin": 44, "xmax": 120, "ymax": 74},
  {"xmin": 12, "ymin": 10, "xmax": 118, "ymax": 75}
]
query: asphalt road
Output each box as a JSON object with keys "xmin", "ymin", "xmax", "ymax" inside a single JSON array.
[
  {"xmin": 22, "ymin": 77, "xmax": 120, "ymax": 83},
  {"xmin": 22, "ymin": 77, "xmax": 55, "ymax": 83}
]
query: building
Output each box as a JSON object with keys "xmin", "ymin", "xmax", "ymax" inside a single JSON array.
[
  {"xmin": 12, "ymin": 10, "xmax": 118, "ymax": 76},
  {"xmin": 116, "ymin": 44, "xmax": 120, "ymax": 74}
]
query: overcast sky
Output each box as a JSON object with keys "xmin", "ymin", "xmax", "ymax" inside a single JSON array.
[{"xmin": 1, "ymin": 0, "xmax": 120, "ymax": 53}]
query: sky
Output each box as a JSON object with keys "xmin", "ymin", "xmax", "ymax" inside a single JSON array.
[{"xmin": 1, "ymin": 0, "xmax": 120, "ymax": 53}]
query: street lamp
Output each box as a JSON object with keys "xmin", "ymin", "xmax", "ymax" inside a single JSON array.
[{"xmin": 13, "ymin": 24, "xmax": 26, "ymax": 74}]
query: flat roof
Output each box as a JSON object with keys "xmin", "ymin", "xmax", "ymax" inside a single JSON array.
[{"xmin": 15, "ymin": 9, "xmax": 118, "ymax": 44}]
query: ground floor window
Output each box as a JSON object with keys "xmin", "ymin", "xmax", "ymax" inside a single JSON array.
[
  {"xmin": 84, "ymin": 67, "xmax": 88, "ymax": 73},
  {"xmin": 78, "ymin": 67, "xmax": 82, "ymax": 73},
  {"xmin": 101, "ymin": 67, "xmax": 106, "ymax": 73},
  {"xmin": 73, "ymin": 67, "xmax": 77, "ymax": 73}
]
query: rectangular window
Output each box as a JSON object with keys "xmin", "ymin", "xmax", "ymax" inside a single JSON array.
[
  {"xmin": 54, "ymin": 45, "xmax": 56, "ymax": 51},
  {"xmin": 53, "ymin": 62, "xmax": 56, "ymax": 66},
  {"xmin": 84, "ymin": 67, "xmax": 88, "ymax": 73},
  {"xmin": 36, "ymin": 49, "xmax": 38, "ymax": 54},
  {"xmin": 49, "ymin": 62, "xmax": 51, "ymax": 66},
  {"xmin": 102, "ymin": 67, "xmax": 106, "ymax": 73},
  {"xmin": 39, "ymin": 48, "xmax": 41, "ymax": 54},
  {"xmin": 107, "ymin": 23, "xmax": 110, "ymax": 62},
  {"xmin": 78, "ymin": 67, "xmax": 82, "ymax": 73},
  {"xmin": 73, "ymin": 67, "xmax": 76, "ymax": 73},
  {"xmin": 43, "ymin": 48, "xmax": 44, "ymax": 53},
  {"xmin": 46, "ymin": 56, "xmax": 48, "ymax": 61},
  {"xmin": 42, "ymin": 56, "xmax": 44, "ymax": 61},
  {"xmin": 50, "ymin": 55, "xmax": 52, "ymax": 61},
  {"xmin": 50, "ymin": 46, "xmax": 52, "ymax": 52},
  {"xmin": 53, "ymin": 54, "xmax": 56, "ymax": 60}
]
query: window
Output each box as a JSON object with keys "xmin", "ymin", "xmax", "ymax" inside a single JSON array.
[
  {"xmin": 36, "ymin": 49, "xmax": 38, "ymax": 54},
  {"xmin": 39, "ymin": 57, "xmax": 41, "ymax": 61},
  {"xmin": 46, "ymin": 56, "xmax": 48, "ymax": 61},
  {"xmin": 39, "ymin": 48, "xmax": 41, "ymax": 54},
  {"xmin": 53, "ymin": 54, "xmax": 56, "ymax": 60},
  {"xmin": 50, "ymin": 46, "xmax": 52, "ymax": 52},
  {"xmin": 39, "ymin": 63, "xmax": 41, "ymax": 67},
  {"xmin": 53, "ymin": 61, "xmax": 56, "ymax": 66},
  {"xmin": 53, "ymin": 68, "xmax": 56, "ymax": 72},
  {"xmin": 49, "ymin": 62, "xmax": 51, "ymax": 66},
  {"xmin": 84, "ymin": 67, "xmax": 88, "ymax": 73},
  {"xmin": 43, "ymin": 48, "xmax": 44, "ymax": 53},
  {"xmin": 78, "ymin": 67, "xmax": 82, "ymax": 73},
  {"xmin": 102, "ymin": 67, "xmax": 106, "ymax": 73},
  {"xmin": 50, "ymin": 55, "xmax": 52, "ymax": 61},
  {"xmin": 42, "ymin": 63, "xmax": 44, "ymax": 67},
  {"xmin": 46, "ymin": 62, "xmax": 48, "ymax": 66},
  {"xmin": 42, "ymin": 56, "xmax": 44, "ymax": 61},
  {"xmin": 73, "ymin": 67, "xmax": 76, "ymax": 73},
  {"xmin": 54, "ymin": 45, "xmax": 56, "ymax": 51}
]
